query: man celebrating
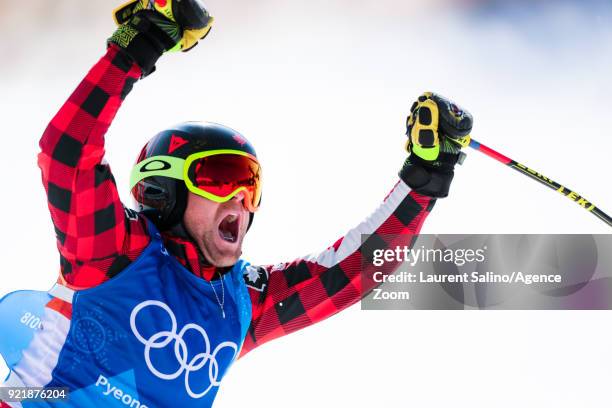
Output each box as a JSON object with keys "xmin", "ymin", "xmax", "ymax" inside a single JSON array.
[{"xmin": 1, "ymin": 0, "xmax": 473, "ymax": 406}]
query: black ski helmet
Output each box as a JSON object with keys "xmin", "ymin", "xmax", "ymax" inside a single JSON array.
[{"xmin": 130, "ymin": 121, "xmax": 260, "ymax": 231}]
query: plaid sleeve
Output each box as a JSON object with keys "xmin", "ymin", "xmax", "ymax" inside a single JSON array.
[
  {"xmin": 37, "ymin": 45, "xmax": 151, "ymax": 288},
  {"xmin": 239, "ymin": 181, "xmax": 435, "ymax": 356}
]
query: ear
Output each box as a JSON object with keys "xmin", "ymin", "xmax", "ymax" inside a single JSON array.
[{"xmin": 162, "ymin": 182, "xmax": 188, "ymax": 231}]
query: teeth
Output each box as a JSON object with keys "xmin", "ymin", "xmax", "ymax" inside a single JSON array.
[
  {"xmin": 220, "ymin": 230, "xmax": 235, "ymax": 242},
  {"xmin": 218, "ymin": 213, "xmax": 239, "ymax": 243}
]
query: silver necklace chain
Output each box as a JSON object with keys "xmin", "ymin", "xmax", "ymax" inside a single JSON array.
[{"xmin": 209, "ymin": 271, "xmax": 226, "ymax": 319}]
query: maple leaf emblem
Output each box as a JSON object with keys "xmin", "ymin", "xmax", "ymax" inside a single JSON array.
[{"xmin": 245, "ymin": 266, "xmax": 260, "ymax": 284}]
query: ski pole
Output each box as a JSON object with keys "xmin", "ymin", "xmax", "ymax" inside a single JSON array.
[{"xmin": 467, "ymin": 138, "xmax": 612, "ymax": 228}]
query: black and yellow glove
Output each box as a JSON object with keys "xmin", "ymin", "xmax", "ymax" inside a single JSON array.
[
  {"xmin": 109, "ymin": 0, "xmax": 213, "ymax": 76},
  {"xmin": 399, "ymin": 92, "xmax": 473, "ymax": 198}
]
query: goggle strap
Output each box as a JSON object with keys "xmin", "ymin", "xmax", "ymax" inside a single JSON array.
[{"xmin": 129, "ymin": 155, "xmax": 186, "ymax": 189}]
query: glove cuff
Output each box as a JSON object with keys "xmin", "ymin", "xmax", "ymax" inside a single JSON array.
[
  {"xmin": 409, "ymin": 150, "xmax": 460, "ymax": 173},
  {"xmin": 108, "ymin": 11, "xmax": 178, "ymax": 76},
  {"xmin": 398, "ymin": 157, "xmax": 456, "ymax": 198},
  {"xmin": 108, "ymin": 30, "xmax": 162, "ymax": 76}
]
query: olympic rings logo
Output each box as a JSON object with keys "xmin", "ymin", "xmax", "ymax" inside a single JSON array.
[{"xmin": 130, "ymin": 300, "xmax": 238, "ymax": 399}]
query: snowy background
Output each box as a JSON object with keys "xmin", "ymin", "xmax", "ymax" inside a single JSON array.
[{"xmin": 1, "ymin": 0, "xmax": 611, "ymax": 406}]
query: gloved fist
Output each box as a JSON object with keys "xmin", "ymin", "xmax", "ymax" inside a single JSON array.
[
  {"xmin": 114, "ymin": 0, "xmax": 214, "ymax": 52},
  {"xmin": 109, "ymin": 0, "xmax": 213, "ymax": 75},
  {"xmin": 399, "ymin": 92, "xmax": 473, "ymax": 198}
]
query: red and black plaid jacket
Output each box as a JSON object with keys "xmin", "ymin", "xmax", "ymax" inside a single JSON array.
[{"xmin": 38, "ymin": 44, "xmax": 436, "ymax": 357}]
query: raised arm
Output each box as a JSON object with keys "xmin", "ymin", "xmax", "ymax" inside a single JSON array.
[
  {"xmin": 240, "ymin": 92, "xmax": 474, "ymax": 355},
  {"xmin": 37, "ymin": 0, "xmax": 213, "ymax": 288},
  {"xmin": 37, "ymin": 45, "xmax": 148, "ymax": 287},
  {"xmin": 240, "ymin": 182, "xmax": 434, "ymax": 354}
]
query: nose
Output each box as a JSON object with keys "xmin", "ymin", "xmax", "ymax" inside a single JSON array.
[
  {"xmin": 230, "ymin": 191, "xmax": 253, "ymax": 212},
  {"xmin": 232, "ymin": 191, "xmax": 245, "ymax": 202}
]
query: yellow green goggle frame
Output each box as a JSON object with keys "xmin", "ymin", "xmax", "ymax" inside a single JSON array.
[{"xmin": 130, "ymin": 149, "xmax": 261, "ymax": 209}]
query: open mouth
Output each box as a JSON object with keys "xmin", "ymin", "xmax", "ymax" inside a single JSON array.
[{"xmin": 218, "ymin": 213, "xmax": 240, "ymax": 243}]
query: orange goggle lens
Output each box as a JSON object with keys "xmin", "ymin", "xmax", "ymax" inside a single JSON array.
[{"xmin": 187, "ymin": 153, "xmax": 262, "ymax": 212}]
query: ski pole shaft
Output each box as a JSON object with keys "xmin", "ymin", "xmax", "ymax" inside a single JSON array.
[{"xmin": 468, "ymin": 138, "xmax": 612, "ymax": 228}]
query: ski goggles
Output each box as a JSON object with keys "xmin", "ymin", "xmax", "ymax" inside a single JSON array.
[{"xmin": 130, "ymin": 149, "xmax": 262, "ymax": 212}]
